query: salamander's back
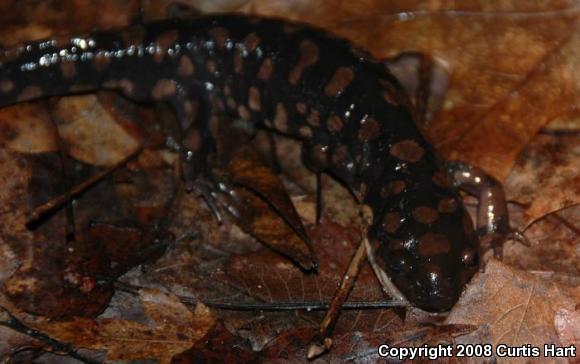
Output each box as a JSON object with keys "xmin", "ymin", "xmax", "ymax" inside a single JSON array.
[{"xmin": 0, "ymin": 14, "xmax": 481, "ymax": 312}]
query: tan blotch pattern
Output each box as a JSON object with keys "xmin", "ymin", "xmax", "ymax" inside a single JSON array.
[
  {"xmin": 390, "ymin": 140, "xmax": 424, "ymax": 163},
  {"xmin": 151, "ymin": 79, "xmax": 177, "ymax": 100},
  {"xmin": 177, "ymin": 56, "xmax": 195, "ymax": 76},
  {"xmin": 237, "ymin": 104, "xmax": 250, "ymax": 121},
  {"xmin": 327, "ymin": 114, "xmax": 343, "ymax": 133},
  {"xmin": 233, "ymin": 50, "xmax": 243, "ymax": 73},
  {"xmin": 243, "ymin": 33, "xmax": 261, "ymax": 52},
  {"xmin": 438, "ymin": 198, "xmax": 457, "ymax": 213},
  {"xmin": 412, "ymin": 206, "xmax": 439, "ymax": 224},
  {"xmin": 208, "ymin": 27, "xmax": 229, "ymax": 49},
  {"xmin": 382, "ymin": 212, "xmax": 402, "ymax": 233},
  {"xmin": 298, "ymin": 126, "xmax": 313, "ymax": 139},
  {"xmin": 257, "ymin": 58, "xmax": 274, "ymax": 81},
  {"xmin": 380, "ymin": 180, "xmax": 406, "ymax": 198},
  {"xmin": 418, "ymin": 232, "xmax": 451, "ymax": 256},
  {"xmin": 357, "ymin": 117, "xmax": 380, "ymax": 142},
  {"xmin": 273, "ymin": 103, "xmax": 288, "ymax": 132},
  {"xmin": 154, "ymin": 30, "xmax": 179, "ymax": 63},
  {"xmin": 324, "ymin": 67, "xmax": 354, "ymax": 97},
  {"xmin": 118, "ymin": 79, "xmax": 134, "ymax": 95},
  {"xmin": 248, "ymin": 87, "xmax": 261, "ymax": 111},
  {"xmin": 183, "ymin": 129, "xmax": 202, "ymax": 151},
  {"xmin": 288, "ymin": 40, "xmax": 319, "ymax": 85},
  {"xmin": 296, "ymin": 102, "xmax": 307, "ymax": 115},
  {"xmin": 307, "ymin": 110, "xmax": 320, "ymax": 127}
]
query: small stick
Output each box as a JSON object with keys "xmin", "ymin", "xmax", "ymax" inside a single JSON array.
[
  {"xmin": 307, "ymin": 235, "xmax": 368, "ymax": 359},
  {"xmin": 0, "ymin": 306, "xmax": 101, "ymax": 364},
  {"xmin": 26, "ymin": 147, "xmax": 142, "ymax": 226},
  {"xmin": 115, "ymin": 281, "xmax": 405, "ymax": 311}
]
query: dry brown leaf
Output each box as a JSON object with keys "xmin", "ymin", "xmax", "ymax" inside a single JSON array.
[
  {"xmin": 52, "ymin": 94, "xmax": 143, "ymax": 167},
  {"xmin": 31, "ymin": 289, "xmax": 215, "ymax": 363},
  {"xmin": 447, "ymin": 260, "xmax": 579, "ymax": 363},
  {"xmin": 448, "ymin": 29, "xmax": 579, "ymax": 181},
  {"xmin": 0, "ymin": 0, "xmax": 139, "ymax": 42},
  {"xmin": 0, "ymin": 103, "xmax": 57, "ymax": 153},
  {"xmin": 226, "ymin": 145, "xmax": 316, "ymax": 270},
  {"xmin": 0, "ymin": 1, "xmax": 578, "ymax": 362},
  {"xmin": 171, "ymin": 321, "xmax": 257, "ymax": 363},
  {"xmin": 554, "ymin": 306, "xmax": 580, "ymax": 351},
  {"xmin": 506, "ymin": 131, "xmax": 580, "ymax": 225}
]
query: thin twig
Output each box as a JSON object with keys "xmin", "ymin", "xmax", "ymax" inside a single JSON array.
[
  {"xmin": 307, "ymin": 236, "xmax": 368, "ymax": 359},
  {"xmin": 0, "ymin": 306, "xmax": 101, "ymax": 364},
  {"xmin": 115, "ymin": 281, "xmax": 406, "ymax": 311},
  {"xmin": 26, "ymin": 147, "xmax": 142, "ymax": 227}
]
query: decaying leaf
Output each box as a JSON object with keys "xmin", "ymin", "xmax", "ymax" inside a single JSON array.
[
  {"xmin": 0, "ymin": 90, "xmax": 176, "ymax": 319},
  {"xmin": 29, "ymin": 289, "xmax": 215, "ymax": 363},
  {"xmin": 52, "ymin": 93, "xmax": 143, "ymax": 167},
  {"xmin": 506, "ymin": 131, "xmax": 580, "ymax": 225},
  {"xmin": 0, "ymin": 102, "xmax": 57, "ymax": 153},
  {"xmin": 447, "ymin": 260, "xmax": 580, "ymax": 363},
  {"xmin": 0, "ymin": 0, "xmax": 578, "ymax": 362},
  {"xmin": 227, "ymin": 145, "xmax": 317, "ymax": 271},
  {"xmin": 554, "ymin": 306, "xmax": 580, "ymax": 351},
  {"xmin": 172, "ymin": 322, "xmax": 257, "ymax": 363}
]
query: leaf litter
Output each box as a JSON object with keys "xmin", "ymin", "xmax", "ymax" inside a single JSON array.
[{"xmin": 0, "ymin": 0, "xmax": 577, "ymax": 362}]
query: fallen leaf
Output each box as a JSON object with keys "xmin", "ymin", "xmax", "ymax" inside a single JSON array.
[
  {"xmin": 31, "ymin": 289, "xmax": 216, "ymax": 363},
  {"xmin": 554, "ymin": 306, "xmax": 580, "ymax": 350},
  {"xmin": 0, "ymin": 103, "xmax": 57, "ymax": 153},
  {"xmin": 52, "ymin": 93, "xmax": 143, "ymax": 167},
  {"xmin": 506, "ymin": 131, "xmax": 580, "ymax": 225},
  {"xmin": 447, "ymin": 260, "xmax": 580, "ymax": 364},
  {"xmin": 231, "ymin": 155, "xmax": 315, "ymax": 268},
  {"xmin": 171, "ymin": 322, "xmax": 257, "ymax": 363}
]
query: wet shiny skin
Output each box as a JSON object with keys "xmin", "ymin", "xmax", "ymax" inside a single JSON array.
[{"xmin": 0, "ymin": 14, "xmax": 482, "ymax": 312}]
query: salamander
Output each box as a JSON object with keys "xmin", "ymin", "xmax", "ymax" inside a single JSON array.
[{"xmin": 0, "ymin": 14, "xmax": 503, "ymax": 312}]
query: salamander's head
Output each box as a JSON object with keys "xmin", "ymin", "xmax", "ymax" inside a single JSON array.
[{"xmin": 372, "ymin": 183, "xmax": 480, "ymax": 312}]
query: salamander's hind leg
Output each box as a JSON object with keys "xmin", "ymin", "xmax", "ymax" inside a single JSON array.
[
  {"xmin": 446, "ymin": 161, "xmax": 530, "ymax": 260},
  {"xmin": 383, "ymin": 51, "xmax": 449, "ymax": 126}
]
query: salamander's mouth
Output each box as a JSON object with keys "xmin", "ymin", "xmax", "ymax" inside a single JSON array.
[
  {"xmin": 405, "ymin": 260, "xmax": 478, "ymax": 312},
  {"xmin": 391, "ymin": 259, "xmax": 476, "ymax": 313},
  {"xmin": 411, "ymin": 282, "xmax": 460, "ymax": 312}
]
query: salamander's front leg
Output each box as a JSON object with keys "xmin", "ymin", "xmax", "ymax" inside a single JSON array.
[
  {"xmin": 446, "ymin": 161, "xmax": 529, "ymax": 260},
  {"xmin": 160, "ymin": 83, "xmax": 239, "ymax": 223}
]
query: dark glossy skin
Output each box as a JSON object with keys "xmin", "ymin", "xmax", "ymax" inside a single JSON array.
[{"xmin": 0, "ymin": 14, "xmax": 482, "ymax": 312}]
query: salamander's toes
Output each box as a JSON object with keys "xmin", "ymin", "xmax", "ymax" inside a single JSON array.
[
  {"xmin": 509, "ymin": 230, "xmax": 531, "ymax": 247},
  {"xmin": 187, "ymin": 173, "xmax": 240, "ymax": 224},
  {"xmin": 478, "ymin": 229, "xmax": 530, "ymax": 262}
]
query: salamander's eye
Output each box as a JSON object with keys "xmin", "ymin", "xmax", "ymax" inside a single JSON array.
[{"xmin": 461, "ymin": 249, "xmax": 479, "ymax": 268}]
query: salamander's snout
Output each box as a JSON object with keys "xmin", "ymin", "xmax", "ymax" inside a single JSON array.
[
  {"xmin": 374, "ymin": 193, "xmax": 481, "ymax": 313},
  {"xmin": 408, "ymin": 252, "xmax": 479, "ymax": 312}
]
